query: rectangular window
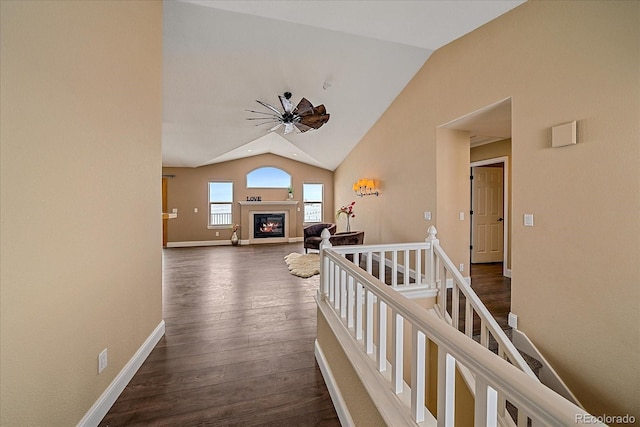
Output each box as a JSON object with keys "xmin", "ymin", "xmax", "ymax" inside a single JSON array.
[
  {"xmin": 303, "ymin": 183, "xmax": 323, "ymax": 223},
  {"xmin": 209, "ymin": 181, "xmax": 233, "ymax": 226}
]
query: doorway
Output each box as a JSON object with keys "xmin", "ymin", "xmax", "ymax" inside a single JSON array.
[
  {"xmin": 470, "ymin": 157, "xmax": 509, "ymax": 277},
  {"xmin": 439, "ymin": 98, "xmax": 512, "ymax": 279}
]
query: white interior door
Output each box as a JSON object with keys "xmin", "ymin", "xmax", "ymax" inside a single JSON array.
[{"xmin": 471, "ymin": 166, "xmax": 504, "ymax": 263}]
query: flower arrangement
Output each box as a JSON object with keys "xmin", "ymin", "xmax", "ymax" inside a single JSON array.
[
  {"xmin": 232, "ymin": 224, "xmax": 240, "ymax": 232},
  {"xmin": 336, "ymin": 201, "xmax": 356, "ymax": 232}
]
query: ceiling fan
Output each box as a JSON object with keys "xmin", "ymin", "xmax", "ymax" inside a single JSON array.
[{"xmin": 247, "ymin": 92, "xmax": 330, "ymax": 135}]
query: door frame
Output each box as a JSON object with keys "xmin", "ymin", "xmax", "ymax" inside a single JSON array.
[{"xmin": 470, "ymin": 156, "xmax": 510, "ymax": 277}]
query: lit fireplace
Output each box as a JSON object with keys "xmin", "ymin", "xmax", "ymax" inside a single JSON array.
[{"xmin": 253, "ymin": 213, "xmax": 285, "ymax": 239}]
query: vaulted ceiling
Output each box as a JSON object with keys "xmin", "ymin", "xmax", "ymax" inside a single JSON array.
[{"xmin": 163, "ymin": 0, "xmax": 524, "ymax": 170}]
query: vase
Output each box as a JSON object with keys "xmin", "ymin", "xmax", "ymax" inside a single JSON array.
[
  {"xmin": 231, "ymin": 230, "xmax": 239, "ymax": 246},
  {"xmin": 346, "ymin": 217, "xmax": 351, "ymax": 233}
]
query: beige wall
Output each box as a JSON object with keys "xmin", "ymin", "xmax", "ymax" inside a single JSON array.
[
  {"xmin": 471, "ymin": 138, "xmax": 512, "ymax": 269},
  {"xmin": 317, "ymin": 311, "xmax": 386, "ymax": 426},
  {"xmin": 0, "ymin": 1, "xmax": 163, "ymax": 425},
  {"xmin": 436, "ymin": 128, "xmax": 472, "ymax": 273},
  {"xmin": 163, "ymin": 153, "xmax": 333, "ymax": 243},
  {"xmin": 334, "ymin": 0, "xmax": 639, "ymax": 418}
]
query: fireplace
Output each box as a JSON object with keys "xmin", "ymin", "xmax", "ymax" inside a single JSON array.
[
  {"xmin": 253, "ymin": 213, "xmax": 285, "ymax": 239},
  {"xmin": 239, "ymin": 201, "xmax": 298, "ymax": 245}
]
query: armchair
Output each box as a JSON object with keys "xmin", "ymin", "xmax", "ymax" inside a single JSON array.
[{"xmin": 304, "ymin": 223, "xmax": 336, "ymax": 253}]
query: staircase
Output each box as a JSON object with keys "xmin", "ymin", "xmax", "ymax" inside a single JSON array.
[
  {"xmin": 315, "ymin": 226, "xmax": 602, "ymax": 426},
  {"xmin": 473, "ymin": 329, "xmax": 542, "ymax": 378}
]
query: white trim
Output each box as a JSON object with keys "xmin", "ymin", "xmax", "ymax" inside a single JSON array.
[
  {"xmin": 505, "ymin": 269, "xmax": 512, "ymax": 278},
  {"xmin": 77, "ymin": 320, "xmax": 165, "ymax": 427},
  {"xmin": 372, "ymin": 252, "xmax": 435, "ymax": 288},
  {"xmin": 167, "ymin": 237, "xmax": 304, "ymax": 248},
  {"xmin": 471, "ymin": 156, "xmax": 510, "ymax": 278},
  {"xmin": 446, "ymin": 276, "xmax": 470, "ymax": 289},
  {"xmin": 238, "ymin": 200, "xmax": 299, "ymax": 205},
  {"xmin": 314, "ymin": 340, "xmax": 355, "ymax": 427},
  {"xmin": 316, "ymin": 297, "xmax": 431, "ymax": 426},
  {"xmin": 510, "ymin": 329, "xmax": 585, "ymax": 409},
  {"xmin": 167, "ymin": 240, "xmax": 230, "ymax": 247},
  {"xmin": 393, "ymin": 285, "xmax": 438, "ymax": 299}
]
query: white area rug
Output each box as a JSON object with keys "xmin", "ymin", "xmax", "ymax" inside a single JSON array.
[{"xmin": 284, "ymin": 253, "xmax": 320, "ymax": 278}]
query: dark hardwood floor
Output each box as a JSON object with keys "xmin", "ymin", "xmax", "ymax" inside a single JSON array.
[
  {"xmin": 100, "ymin": 242, "xmax": 340, "ymax": 427},
  {"xmin": 447, "ymin": 262, "xmax": 511, "ymax": 335},
  {"xmin": 100, "ymin": 245, "xmax": 509, "ymax": 426},
  {"xmin": 469, "ymin": 262, "xmax": 511, "ymax": 330}
]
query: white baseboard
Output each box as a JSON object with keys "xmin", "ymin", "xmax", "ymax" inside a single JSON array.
[
  {"xmin": 510, "ymin": 329, "xmax": 584, "ymax": 409},
  {"xmin": 168, "ymin": 237, "xmax": 303, "ymax": 247},
  {"xmin": 167, "ymin": 240, "xmax": 229, "ymax": 247},
  {"xmin": 315, "ymin": 340, "xmax": 355, "ymax": 427},
  {"xmin": 77, "ymin": 320, "xmax": 165, "ymax": 427}
]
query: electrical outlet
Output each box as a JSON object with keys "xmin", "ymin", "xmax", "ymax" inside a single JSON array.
[
  {"xmin": 508, "ymin": 312, "xmax": 518, "ymax": 329},
  {"xmin": 98, "ymin": 348, "xmax": 108, "ymax": 374},
  {"xmin": 459, "ymin": 263, "xmax": 464, "ymax": 272},
  {"xmin": 424, "ymin": 211, "xmax": 432, "ymax": 221},
  {"xmin": 193, "ymin": 207, "xmax": 198, "ymax": 213},
  {"xmin": 215, "ymin": 231, "xmax": 219, "ymax": 236}
]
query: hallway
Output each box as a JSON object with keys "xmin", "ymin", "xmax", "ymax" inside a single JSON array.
[{"xmin": 101, "ymin": 243, "xmax": 340, "ymax": 426}]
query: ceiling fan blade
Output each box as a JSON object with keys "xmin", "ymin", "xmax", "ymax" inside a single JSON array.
[
  {"xmin": 246, "ymin": 109, "xmax": 281, "ymax": 118},
  {"xmin": 299, "ymin": 113, "xmax": 330, "ymax": 130},
  {"xmin": 255, "ymin": 100, "xmax": 283, "ymax": 116},
  {"xmin": 294, "ymin": 122, "xmax": 313, "ymax": 133},
  {"xmin": 283, "ymin": 122, "xmax": 296, "ymax": 134},
  {"xmin": 269, "ymin": 123, "xmax": 283, "ymax": 132},
  {"xmin": 313, "ymin": 104, "xmax": 327, "ymax": 115},
  {"xmin": 279, "ymin": 95, "xmax": 294, "ymax": 113},
  {"xmin": 295, "ymin": 98, "xmax": 314, "ymax": 116}
]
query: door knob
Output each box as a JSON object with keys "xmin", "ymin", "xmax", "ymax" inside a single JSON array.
[{"xmin": 497, "ymin": 217, "xmax": 504, "ymax": 222}]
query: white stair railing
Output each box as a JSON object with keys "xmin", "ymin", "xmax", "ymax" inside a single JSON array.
[
  {"xmin": 317, "ymin": 228, "xmax": 602, "ymax": 426},
  {"xmin": 426, "ymin": 229, "xmax": 538, "ymax": 381}
]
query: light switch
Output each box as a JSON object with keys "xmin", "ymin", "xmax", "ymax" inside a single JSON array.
[
  {"xmin": 459, "ymin": 212, "xmax": 465, "ymax": 221},
  {"xmin": 172, "ymin": 208, "xmax": 178, "ymax": 213},
  {"xmin": 424, "ymin": 211, "xmax": 432, "ymax": 221},
  {"xmin": 524, "ymin": 214, "xmax": 534, "ymax": 227},
  {"xmin": 194, "ymin": 207, "xmax": 198, "ymax": 213}
]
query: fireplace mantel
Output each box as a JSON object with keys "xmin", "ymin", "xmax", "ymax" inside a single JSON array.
[{"xmin": 238, "ymin": 200, "xmax": 299, "ymax": 206}]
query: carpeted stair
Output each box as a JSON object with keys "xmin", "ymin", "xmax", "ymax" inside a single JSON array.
[
  {"xmin": 472, "ymin": 328, "xmax": 541, "ymax": 425},
  {"xmin": 472, "ymin": 328, "xmax": 543, "ymax": 378}
]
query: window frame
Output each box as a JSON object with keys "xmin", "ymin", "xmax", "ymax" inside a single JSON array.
[
  {"xmin": 303, "ymin": 182, "xmax": 324, "ymax": 224},
  {"xmin": 208, "ymin": 181, "xmax": 234, "ymax": 228}
]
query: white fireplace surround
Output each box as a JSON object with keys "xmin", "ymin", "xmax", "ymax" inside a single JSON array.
[{"xmin": 239, "ymin": 200, "xmax": 299, "ymax": 245}]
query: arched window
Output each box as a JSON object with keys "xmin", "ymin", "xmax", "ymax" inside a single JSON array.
[{"xmin": 246, "ymin": 167, "xmax": 291, "ymax": 188}]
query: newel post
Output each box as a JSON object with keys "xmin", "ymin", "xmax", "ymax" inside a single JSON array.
[
  {"xmin": 320, "ymin": 228, "xmax": 333, "ymax": 252},
  {"xmin": 426, "ymin": 226, "xmax": 439, "ymax": 289},
  {"xmin": 319, "ymin": 228, "xmax": 333, "ymax": 300}
]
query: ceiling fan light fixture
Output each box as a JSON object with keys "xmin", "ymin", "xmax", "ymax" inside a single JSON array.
[{"xmin": 247, "ymin": 92, "xmax": 330, "ymax": 135}]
